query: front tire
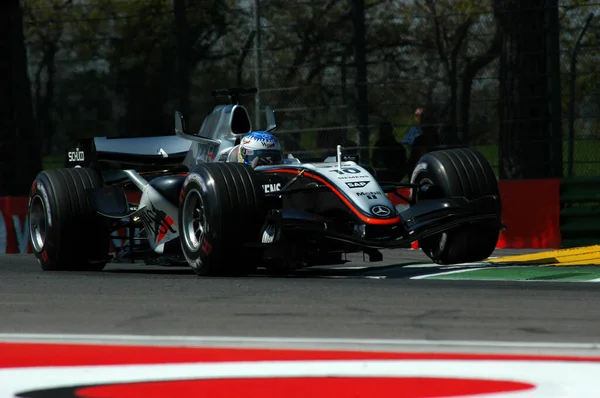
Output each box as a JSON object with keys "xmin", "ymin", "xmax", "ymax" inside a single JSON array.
[
  {"xmin": 178, "ymin": 162, "xmax": 267, "ymax": 276},
  {"xmin": 28, "ymin": 167, "xmax": 110, "ymax": 271},
  {"xmin": 410, "ymin": 148, "xmax": 502, "ymax": 264}
]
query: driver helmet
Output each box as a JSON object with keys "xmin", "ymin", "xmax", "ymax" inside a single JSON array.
[{"xmin": 238, "ymin": 131, "xmax": 282, "ymax": 165}]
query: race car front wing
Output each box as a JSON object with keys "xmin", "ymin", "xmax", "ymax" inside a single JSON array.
[{"xmin": 264, "ymin": 194, "xmax": 503, "ymax": 250}]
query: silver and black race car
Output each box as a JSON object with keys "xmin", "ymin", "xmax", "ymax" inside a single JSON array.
[{"xmin": 27, "ymin": 87, "xmax": 503, "ymax": 276}]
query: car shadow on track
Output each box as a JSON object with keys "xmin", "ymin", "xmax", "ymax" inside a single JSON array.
[
  {"xmin": 102, "ymin": 248, "xmax": 531, "ymax": 279},
  {"xmin": 104, "ymin": 267, "xmax": 196, "ymax": 275},
  {"xmin": 102, "ymin": 260, "xmax": 451, "ymax": 280}
]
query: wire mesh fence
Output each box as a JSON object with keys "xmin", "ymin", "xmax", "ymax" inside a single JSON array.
[
  {"xmin": 560, "ymin": 2, "xmax": 600, "ymax": 177},
  {"xmin": 17, "ymin": 0, "xmax": 600, "ymax": 179}
]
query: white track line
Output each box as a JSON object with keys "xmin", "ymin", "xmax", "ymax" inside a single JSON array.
[
  {"xmin": 0, "ymin": 333, "xmax": 599, "ymax": 351},
  {"xmin": 411, "ymin": 267, "xmax": 488, "ymax": 279}
]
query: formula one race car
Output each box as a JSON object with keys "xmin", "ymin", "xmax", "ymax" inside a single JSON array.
[{"xmin": 27, "ymin": 87, "xmax": 503, "ymax": 276}]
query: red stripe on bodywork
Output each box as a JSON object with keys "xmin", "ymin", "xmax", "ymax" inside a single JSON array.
[{"xmin": 263, "ymin": 168, "xmax": 401, "ymax": 226}]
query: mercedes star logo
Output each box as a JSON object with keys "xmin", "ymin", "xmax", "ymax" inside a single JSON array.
[{"xmin": 371, "ymin": 205, "xmax": 391, "ymax": 217}]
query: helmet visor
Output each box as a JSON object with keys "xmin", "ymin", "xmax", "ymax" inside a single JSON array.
[{"xmin": 242, "ymin": 148, "xmax": 282, "ymax": 163}]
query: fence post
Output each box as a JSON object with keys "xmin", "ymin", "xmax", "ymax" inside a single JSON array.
[
  {"xmin": 546, "ymin": 0, "xmax": 563, "ymax": 178},
  {"xmin": 568, "ymin": 13, "xmax": 594, "ymax": 177},
  {"xmin": 253, "ymin": 0, "xmax": 262, "ymax": 130},
  {"xmin": 351, "ymin": 0, "xmax": 369, "ymax": 163}
]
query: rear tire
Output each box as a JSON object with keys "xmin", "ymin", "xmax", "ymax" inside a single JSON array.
[
  {"xmin": 178, "ymin": 162, "xmax": 267, "ymax": 276},
  {"xmin": 410, "ymin": 148, "xmax": 502, "ymax": 264},
  {"xmin": 28, "ymin": 167, "xmax": 110, "ymax": 271}
]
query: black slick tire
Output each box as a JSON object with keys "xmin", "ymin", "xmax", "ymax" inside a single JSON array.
[
  {"xmin": 410, "ymin": 147, "xmax": 502, "ymax": 264},
  {"xmin": 28, "ymin": 167, "xmax": 110, "ymax": 271},
  {"xmin": 178, "ymin": 162, "xmax": 267, "ymax": 276}
]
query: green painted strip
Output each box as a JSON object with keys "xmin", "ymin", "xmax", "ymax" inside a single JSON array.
[{"xmin": 417, "ymin": 266, "xmax": 600, "ymax": 282}]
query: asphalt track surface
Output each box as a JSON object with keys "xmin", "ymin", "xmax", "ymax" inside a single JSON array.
[{"xmin": 1, "ymin": 249, "xmax": 600, "ymax": 346}]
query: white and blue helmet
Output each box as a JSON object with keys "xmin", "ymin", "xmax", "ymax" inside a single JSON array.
[{"xmin": 238, "ymin": 131, "xmax": 282, "ymax": 165}]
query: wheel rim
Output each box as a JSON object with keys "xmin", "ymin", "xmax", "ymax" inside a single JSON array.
[
  {"xmin": 182, "ymin": 189, "xmax": 206, "ymax": 251},
  {"xmin": 29, "ymin": 195, "xmax": 47, "ymax": 252}
]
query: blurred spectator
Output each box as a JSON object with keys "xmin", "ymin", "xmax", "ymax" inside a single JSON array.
[
  {"xmin": 404, "ymin": 107, "xmax": 440, "ymax": 179},
  {"xmin": 401, "ymin": 107, "xmax": 425, "ymax": 149},
  {"xmin": 371, "ymin": 120, "xmax": 407, "ymax": 182}
]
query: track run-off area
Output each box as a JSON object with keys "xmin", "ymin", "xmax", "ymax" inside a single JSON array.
[{"xmin": 2, "ymin": 246, "xmax": 600, "ymax": 397}]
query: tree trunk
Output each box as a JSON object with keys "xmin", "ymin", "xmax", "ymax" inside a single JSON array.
[
  {"xmin": 174, "ymin": 0, "xmax": 190, "ymax": 121},
  {"xmin": 34, "ymin": 43, "xmax": 58, "ymax": 156},
  {"xmin": 457, "ymin": 27, "xmax": 502, "ymax": 144},
  {"xmin": 352, "ymin": 0, "xmax": 369, "ymax": 163},
  {"xmin": 0, "ymin": 0, "xmax": 40, "ymax": 195},
  {"xmin": 236, "ymin": 31, "xmax": 256, "ymax": 86},
  {"xmin": 495, "ymin": 0, "xmax": 562, "ymax": 179}
]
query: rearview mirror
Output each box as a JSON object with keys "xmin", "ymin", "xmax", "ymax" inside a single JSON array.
[
  {"xmin": 174, "ymin": 111, "xmax": 220, "ymax": 145},
  {"xmin": 265, "ymin": 106, "xmax": 277, "ymax": 132}
]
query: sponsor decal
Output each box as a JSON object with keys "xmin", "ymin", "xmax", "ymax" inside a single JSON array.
[
  {"xmin": 342, "ymin": 154, "xmax": 359, "ymax": 162},
  {"xmin": 346, "ymin": 181, "xmax": 369, "ymax": 189},
  {"xmin": 193, "ymin": 143, "xmax": 219, "ymax": 164},
  {"xmin": 184, "ymin": 173, "xmax": 208, "ymax": 195},
  {"xmin": 411, "ymin": 162, "xmax": 428, "ymax": 182},
  {"xmin": 259, "ymin": 140, "xmax": 275, "ymax": 148},
  {"xmin": 0, "ymin": 211, "xmax": 29, "ymax": 254},
  {"xmin": 36, "ymin": 181, "xmax": 52, "ymax": 227},
  {"xmin": 356, "ymin": 191, "xmax": 383, "ymax": 200},
  {"xmin": 242, "ymin": 132, "xmax": 278, "ymax": 149},
  {"xmin": 329, "ymin": 167, "xmax": 362, "ymax": 175},
  {"xmin": 67, "ymin": 148, "xmax": 85, "ymax": 162},
  {"xmin": 140, "ymin": 203, "xmax": 176, "ymax": 245},
  {"xmin": 263, "ymin": 183, "xmax": 281, "ymax": 193},
  {"xmin": 327, "ymin": 168, "xmax": 368, "ymax": 180},
  {"xmin": 371, "ymin": 205, "xmax": 392, "ymax": 217},
  {"xmin": 201, "ymin": 237, "xmax": 213, "ymax": 255},
  {"xmin": 336, "ymin": 175, "xmax": 368, "ymax": 180},
  {"xmin": 188, "ymin": 257, "xmax": 201, "ymax": 269}
]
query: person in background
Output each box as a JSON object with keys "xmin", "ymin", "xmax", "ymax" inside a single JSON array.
[
  {"xmin": 403, "ymin": 107, "xmax": 440, "ymax": 179},
  {"xmin": 371, "ymin": 120, "xmax": 407, "ymax": 182},
  {"xmin": 402, "ymin": 107, "xmax": 425, "ymax": 150}
]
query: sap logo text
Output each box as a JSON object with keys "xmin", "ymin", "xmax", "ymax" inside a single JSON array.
[
  {"xmin": 263, "ymin": 183, "xmax": 281, "ymax": 193},
  {"xmin": 68, "ymin": 148, "xmax": 85, "ymax": 162},
  {"xmin": 346, "ymin": 181, "xmax": 369, "ymax": 188}
]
